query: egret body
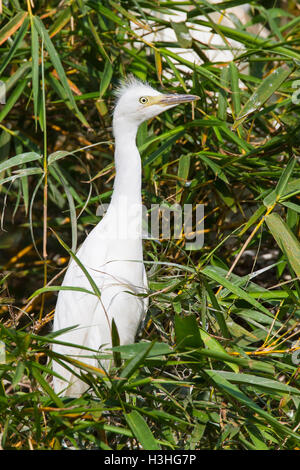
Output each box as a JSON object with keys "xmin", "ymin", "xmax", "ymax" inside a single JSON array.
[{"xmin": 52, "ymin": 77, "xmax": 199, "ymax": 396}]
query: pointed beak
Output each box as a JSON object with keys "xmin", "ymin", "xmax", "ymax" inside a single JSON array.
[{"xmin": 157, "ymin": 94, "xmax": 200, "ymax": 106}]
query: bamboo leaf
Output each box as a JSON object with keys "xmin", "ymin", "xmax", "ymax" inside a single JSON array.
[
  {"xmin": 31, "ymin": 363, "xmax": 64, "ymax": 407},
  {"xmin": 109, "ymin": 0, "xmax": 151, "ymax": 31},
  {"xmin": 0, "ymin": 79, "xmax": 28, "ymax": 122},
  {"xmin": 234, "ymin": 66, "xmax": 292, "ymax": 128},
  {"xmin": 0, "ymin": 152, "xmax": 41, "ymax": 173},
  {"xmin": 0, "ymin": 11, "xmax": 28, "ymax": 46},
  {"xmin": 197, "ymin": 154, "xmax": 229, "ymax": 183},
  {"xmin": 99, "ymin": 59, "xmax": 113, "ymax": 98},
  {"xmin": 125, "ymin": 410, "xmax": 161, "ymax": 450},
  {"xmin": 276, "ymin": 157, "xmax": 297, "ymax": 200},
  {"xmin": 213, "ymin": 370, "xmax": 300, "ymax": 396},
  {"xmin": 111, "ymin": 318, "xmax": 121, "ymax": 368},
  {"xmin": 174, "ymin": 314, "xmax": 203, "ymax": 350},
  {"xmin": 117, "ymin": 341, "xmax": 155, "ymax": 386},
  {"xmin": 51, "ymin": 230, "xmax": 102, "ymax": 298},
  {"xmin": 239, "ymin": 205, "xmax": 266, "ymax": 236},
  {"xmin": 218, "ymin": 66, "xmax": 229, "ymax": 121},
  {"xmin": 171, "ymin": 21, "xmax": 192, "ymax": 48},
  {"xmin": 176, "ymin": 154, "xmax": 190, "ymax": 202},
  {"xmin": 205, "ymin": 369, "xmax": 300, "ymax": 441},
  {"xmin": 33, "ymin": 16, "xmax": 89, "ymax": 128},
  {"xmin": 202, "ymin": 266, "xmax": 271, "ymax": 314},
  {"xmin": 0, "ymin": 167, "xmax": 43, "ymax": 185},
  {"xmin": 49, "ymin": 7, "xmax": 71, "ymax": 38},
  {"xmin": 28, "ymin": 285, "xmax": 97, "ymax": 301},
  {"xmin": 0, "ymin": 16, "xmax": 29, "ymax": 75},
  {"xmin": 31, "ymin": 18, "xmax": 39, "ymax": 128},
  {"xmin": 12, "ymin": 361, "xmax": 25, "ymax": 387},
  {"xmin": 263, "ymin": 157, "xmax": 297, "ymax": 207},
  {"xmin": 199, "ymin": 329, "xmax": 239, "ymax": 373},
  {"xmin": 265, "ymin": 213, "xmax": 300, "ymax": 277},
  {"xmin": 229, "ymin": 62, "xmax": 241, "ymax": 117}
]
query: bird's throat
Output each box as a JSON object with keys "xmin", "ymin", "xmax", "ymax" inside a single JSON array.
[
  {"xmin": 106, "ymin": 119, "xmax": 143, "ymax": 243},
  {"xmin": 112, "ymin": 119, "xmax": 142, "ymax": 205}
]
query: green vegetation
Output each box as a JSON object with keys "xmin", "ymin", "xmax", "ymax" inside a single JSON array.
[{"xmin": 0, "ymin": 0, "xmax": 300, "ymax": 450}]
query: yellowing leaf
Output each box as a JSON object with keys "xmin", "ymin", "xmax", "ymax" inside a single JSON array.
[{"xmin": 0, "ymin": 11, "xmax": 28, "ymax": 46}]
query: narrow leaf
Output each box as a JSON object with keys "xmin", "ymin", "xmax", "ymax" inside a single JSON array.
[
  {"xmin": 234, "ymin": 66, "xmax": 292, "ymax": 128},
  {"xmin": 265, "ymin": 213, "xmax": 300, "ymax": 277},
  {"xmin": 202, "ymin": 266, "xmax": 271, "ymax": 315},
  {"xmin": 125, "ymin": 410, "xmax": 160, "ymax": 450},
  {"xmin": 0, "ymin": 11, "xmax": 28, "ymax": 46}
]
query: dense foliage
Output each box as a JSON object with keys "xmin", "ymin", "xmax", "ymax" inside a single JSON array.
[{"xmin": 0, "ymin": 0, "xmax": 300, "ymax": 450}]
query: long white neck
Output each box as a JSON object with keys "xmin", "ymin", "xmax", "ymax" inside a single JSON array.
[
  {"xmin": 100, "ymin": 117, "xmax": 143, "ymax": 242},
  {"xmin": 111, "ymin": 117, "xmax": 141, "ymax": 205}
]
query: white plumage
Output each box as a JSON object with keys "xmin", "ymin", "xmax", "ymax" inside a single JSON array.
[{"xmin": 52, "ymin": 77, "xmax": 199, "ymax": 396}]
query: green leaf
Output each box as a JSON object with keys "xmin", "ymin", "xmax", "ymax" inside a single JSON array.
[
  {"xmin": 31, "ymin": 363, "xmax": 64, "ymax": 407},
  {"xmin": 199, "ymin": 328, "xmax": 238, "ymax": 373},
  {"xmin": 28, "ymin": 285, "xmax": 97, "ymax": 301},
  {"xmin": 275, "ymin": 156, "xmax": 297, "ymax": 200},
  {"xmin": 193, "ymin": 347, "xmax": 274, "ymax": 374},
  {"xmin": 0, "ymin": 79, "xmax": 28, "ymax": 122},
  {"xmin": 174, "ymin": 314, "xmax": 203, "ymax": 350},
  {"xmin": 0, "ymin": 152, "xmax": 41, "ymax": 173},
  {"xmin": 48, "ymin": 150, "xmax": 73, "ymax": 165},
  {"xmin": 265, "ymin": 213, "xmax": 300, "ymax": 277},
  {"xmin": 281, "ymin": 178, "xmax": 300, "ymax": 201},
  {"xmin": 202, "ymin": 276, "xmax": 231, "ymax": 339},
  {"xmin": 218, "ymin": 66, "xmax": 229, "ymax": 121},
  {"xmin": 48, "ymin": 7, "xmax": 72, "ymax": 37},
  {"xmin": 197, "ymin": 154, "xmax": 229, "ymax": 183},
  {"xmin": 111, "ymin": 318, "xmax": 121, "ymax": 368},
  {"xmin": 281, "ymin": 201, "xmax": 300, "ymax": 214},
  {"xmin": 202, "ymin": 266, "xmax": 271, "ymax": 315},
  {"xmin": 143, "ymin": 131, "xmax": 185, "ymax": 166},
  {"xmin": 263, "ymin": 157, "xmax": 297, "ymax": 207},
  {"xmin": 92, "ymin": 2, "xmax": 129, "ymax": 27},
  {"xmin": 246, "ymin": 424, "xmax": 269, "ymax": 450},
  {"xmin": 117, "ymin": 341, "xmax": 155, "ymax": 386},
  {"xmin": 0, "ymin": 167, "xmax": 43, "ymax": 186},
  {"xmin": 99, "ymin": 59, "xmax": 113, "ymax": 98},
  {"xmin": 12, "ymin": 361, "xmax": 25, "ymax": 387},
  {"xmin": 213, "ymin": 370, "xmax": 300, "ymax": 396},
  {"xmin": 109, "ymin": 0, "xmax": 151, "ymax": 32},
  {"xmin": 205, "ymin": 369, "xmax": 300, "ymax": 441},
  {"xmin": 51, "ymin": 230, "xmax": 101, "ymax": 298},
  {"xmin": 239, "ymin": 205, "xmax": 266, "ymax": 236},
  {"xmin": 196, "ymin": 19, "xmax": 300, "ymax": 60},
  {"xmin": 125, "ymin": 410, "xmax": 161, "ymax": 450},
  {"xmin": 31, "ymin": 18, "xmax": 40, "ymax": 128},
  {"xmin": 229, "ymin": 62, "xmax": 241, "ymax": 117},
  {"xmin": 33, "ymin": 16, "xmax": 89, "ymax": 128},
  {"xmin": 234, "ymin": 66, "xmax": 292, "ymax": 128},
  {"xmin": 112, "ymin": 341, "xmax": 172, "ymax": 359},
  {"xmin": 171, "ymin": 21, "xmax": 192, "ymax": 48},
  {"xmin": 4, "ymin": 62, "xmax": 31, "ymax": 95},
  {"xmin": 176, "ymin": 154, "xmax": 190, "ymax": 202},
  {"xmin": 51, "ymin": 163, "xmax": 77, "ymax": 252},
  {"xmin": 159, "ymin": 48, "xmax": 222, "ymax": 88}
]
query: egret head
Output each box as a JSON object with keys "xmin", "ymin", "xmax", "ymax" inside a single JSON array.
[{"xmin": 113, "ymin": 76, "xmax": 199, "ymax": 129}]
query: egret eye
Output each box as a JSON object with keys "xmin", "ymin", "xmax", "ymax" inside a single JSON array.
[{"xmin": 139, "ymin": 96, "xmax": 148, "ymax": 104}]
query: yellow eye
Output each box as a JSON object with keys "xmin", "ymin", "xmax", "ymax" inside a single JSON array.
[{"xmin": 139, "ymin": 96, "xmax": 148, "ymax": 104}]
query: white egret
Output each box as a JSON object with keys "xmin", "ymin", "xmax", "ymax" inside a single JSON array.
[{"xmin": 52, "ymin": 77, "xmax": 199, "ymax": 396}]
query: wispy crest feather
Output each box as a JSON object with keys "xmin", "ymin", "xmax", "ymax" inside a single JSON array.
[{"xmin": 114, "ymin": 75, "xmax": 148, "ymax": 99}]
